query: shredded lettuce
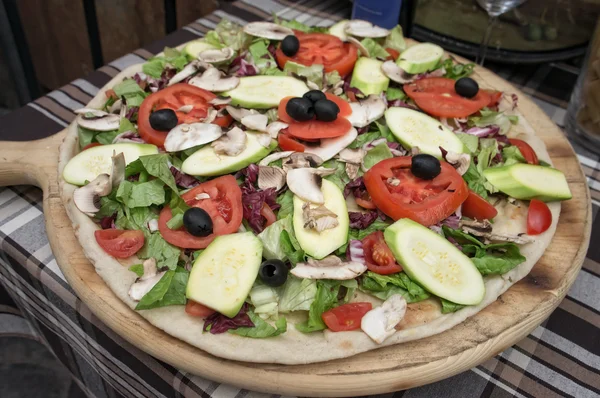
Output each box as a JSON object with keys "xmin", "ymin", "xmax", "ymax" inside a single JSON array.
[
  {"xmin": 116, "ymin": 179, "xmax": 166, "ymax": 208},
  {"xmin": 280, "ymin": 229, "xmax": 304, "ymax": 265},
  {"xmin": 322, "ymin": 159, "xmax": 350, "ymax": 191},
  {"xmin": 363, "ymin": 143, "xmax": 393, "ymax": 170},
  {"xmin": 361, "ymin": 38, "xmax": 390, "ymax": 60},
  {"xmin": 129, "ymin": 264, "xmax": 144, "ymax": 277},
  {"xmin": 386, "ymin": 87, "xmax": 406, "ymax": 101},
  {"xmin": 143, "ymin": 47, "xmax": 188, "ymax": 78},
  {"xmin": 135, "ymin": 267, "xmax": 189, "ymax": 310},
  {"xmin": 278, "ymin": 276, "xmax": 317, "ymax": 313},
  {"xmin": 137, "ymin": 232, "xmax": 181, "ymax": 270},
  {"xmin": 502, "ymin": 145, "xmax": 527, "ymax": 166},
  {"xmin": 283, "ymin": 61, "xmax": 324, "ymax": 88},
  {"xmin": 383, "ymin": 25, "xmax": 406, "ymax": 52},
  {"xmin": 249, "ymin": 283, "xmax": 279, "ymax": 320},
  {"xmin": 456, "ymin": 133, "xmax": 479, "ymax": 154},
  {"xmin": 276, "ymin": 190, "xmax": 294, "ymax": 220},
  {"xmin": 248, "ymin": 39, "xmax": 276, "ymax": 71},
  {"xmin": 112, "ymin": 79, "xmax": 147, "ymax": 107},
  {"xmin": 229, "ymin": 311, "xmax": 287, "ymax": 338},
  {"xmin": 469, "ymin": 108, "xmax": 518, "ymax": 134},
  {"xmin": 204, "ymin": 19, "xmax": 251, "ymax": 51},
  {"xmin": 325, "ymin": 70, "xmax": 342, "ymax": 86},
  {"xmin": 115, "ymin": 206, "xmax": 155, "ymax": 231},
  {"xmin": 440, "ymin": 298, "xmax": 465, "ymax": 313},
  {"xmin": 360, "ymin": 271, "xmax": 430, "ymax": 303},
  {"xmin": 274, "ymin": 17, "xmax": 328, "ymax": 33},
  {"xmin": 258, "ymin": 215, "xmax": 295, "ymax": 261},
  {"xmin": 436, "ymin": 58, "xmax": 475, "ymax": 80}
]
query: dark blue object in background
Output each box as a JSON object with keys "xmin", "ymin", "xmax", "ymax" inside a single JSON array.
[{"xmin": 351, "ymin": 0, "xmax": 402, "ymax": 29}]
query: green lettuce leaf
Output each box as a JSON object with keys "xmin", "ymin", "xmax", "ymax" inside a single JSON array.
[
  {"xmin": 383, "ymin": 25, "xmax": 406, "ymax": 52},
  {"xmin": 258, "ymin": 215, "xmax": 295, "ymax": 261},
  {"xmin": 360, "ymin": 271, "xmax": 430, "ymax": 303},
  {"xmin": 129, "ymin": 263, "xmax": 144, "ymax": 277},
  {"xmin": 139, "ymin": 154, "xmax": 178, "ymax": 193},
  {"xmin": 280, "ymin": 229, "xmax": 304, "ymax": 265},
  {"xmin": 142, "ymin": 58, "xmax": 166, "ymax": 78},
  {"xmin": 276, "ymin": 190, "xmax": 294, "ymax": 220},
  {"xmin": 95, "ymin": 130, "xmax": 120, "ymax": 145},
  {"xmin": 248, "ymin": 39, "xmax": 276, "ymax": 71},
  {"xmin": 440, "ymin": 298, "xmax": 465, "ymax": 313},
  {"xmin": 96, "ymin": 196, "xmax": 121, "ymax": 219},
  {"xmin": 502, "ymin": 145, "xmax": 527, "ymax": 166},
  {"xmin": 278, "ymin": 275, "xmax": 317, "ymax": 312},
  {"xmin": 462, "ymin": 162, "xmax": 489, "ymax": 198},
  {"xmin": 325, "ymin": 70, "xmax": 342, "ymax": 86},
  {"xmin": 229, "ymin": 311, "xmax": 287, "ymax": 338},
  {"xmin": 386, "ymin": 87, "xmax": 406, "ymax": 101},
  {"xmin": 442, "ymin": 226, "xmax": 526, "ymax": 275},
  {"xmin": 468, "ymin": 108, "xmax": 518, "ymax": 134},
  {"xmin": 135, "ymin": 268, "xmax": 189, "ymax": 310},
  {"xmin": 77, "ymin": 126, "xmax": 96, "ymax": 148},
  {"xmin": 322, "ymin": 159, "xmax": 350, "ymax": 191},
  {"xmin": 115, "ymin": 206, "xmax": 155, "ymax": 231},
  {"xmin": 350, "ymin": 219, "xmax": 392, "ymax": 241},
  {"xmin": 137, "ymin": 232, "xmax": 181, "ymax": 270},
  {"xmin": 295, "ymin": 280, "xmax": 355, "ymax": 333},
  {"xmin": 456, "ymin": 133, "xmax": 479, "ymax": 154},
  {"xmin": 363, "ymin": 143, "xmax": 393, "ymax": 170},
  {"xmin": 361, "ymin": 38, "xmax": 390, "ymax": 60},
  {"xmin": 277, "ymin": 18, "xmax": 328, "ymax": 33},
  {"xmin": 205, "ymin": 19, "xmax": 251, "ymax": 51},
  {"xmin": 437, "ymin": 58, "xmax": 475, "ymax": 80},
  {"xmin": 112, "ymin": 79, "xmax": 147, "ymax": 107},
  {"xmin": 347, "ymin": 131, "xmax": 380, "ymax": 149},
  {"xmin": 116, "ymin": 179, "xmax": 166, "ymax": 208},
  {"xmin": 284, "ymin": 61, "xmax": 324, "ymax": 89}
]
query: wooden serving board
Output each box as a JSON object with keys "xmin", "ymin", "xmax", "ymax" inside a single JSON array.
[{"xmin": 0, "ymin": 63, "xmax": 591, "ymax": 396}]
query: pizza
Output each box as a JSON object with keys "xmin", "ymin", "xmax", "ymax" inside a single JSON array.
[{"xmin": 58, "ymin": 18, "xmax": 571, "ymax": 364}]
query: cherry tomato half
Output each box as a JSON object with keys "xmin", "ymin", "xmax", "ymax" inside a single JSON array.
[
  {"xmin": 321, "ymin": 303, "xmax": 372, "ymax": 332},
  {"xmin": 527, "ymin": 199, "xmax": 552, "ymax": 235},
  {"xmin": 278, "ymin": 133, "xmax": 305, "ymax": 152},
  {"xmin": 185, "ymin": 300, "xmax": 216, "ymax": 318},
  {"xmin": 461, "ymin": 191, "xmax": 498, "ymax": 220},
  {"xmin": 508, "ymin": 138, "xmax": 539, "ymax": 165},
  {"xmin": 362, "ymin": 231, "xmax": 403, "ymax": 274},
  {"xmin": 82, "ymin": 142, "xmax": 102, "ymax": 151},
  {"xmin": 94, "ymin": 229, "xmax": 145, "ymax": 258}
]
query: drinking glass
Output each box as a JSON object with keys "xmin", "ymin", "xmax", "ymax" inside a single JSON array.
[{"xmin": 476, "ymin": 0, "xmax": 528, "ymax": 64}]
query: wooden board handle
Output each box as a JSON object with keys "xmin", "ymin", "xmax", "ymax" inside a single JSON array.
[{"xmin": 0, "ymin": 134, "xmax": 63, "ymax": 189}]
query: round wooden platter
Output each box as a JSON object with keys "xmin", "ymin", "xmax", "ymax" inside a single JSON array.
[{"xmin": 0, "ymin": 63, "xmax": 591, "ymax": 396}]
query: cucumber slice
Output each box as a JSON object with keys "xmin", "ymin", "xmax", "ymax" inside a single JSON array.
[
  {"xmin": 397, "ymin": 43, "xmax": 444, "ymax": 74},
  {"xmin": 385, "ymin": 107, "xmax": 465, "ymax": 158},
  {"xmin": 483, "ymin": 163, "xmax": 572, "ymax": 201},
  {"xmin": 63, "ymin": 143, "xmax": 158, "ymax": 186},
  {"xmin": 384, "ymin": 218, "xmax": 485, "ymax": 305},
  {"xmin": 293, "ymin": 179, "xmax": 349, "ymax": 259},
  {"xmin": 186, "ymin": 232, "xmax": 263, "ymax": 317},
  {"xmin": 328, "ymin": 20, "xmax": 349, "ymax": 41},
  {"xmin": 224, "ymin": 76, "xmax": 309, "ymax": 109},
  {"xmin": 183, "ymin": 39, "xmax": 217, "ymax": 59},
  {"xmin": 181, "ymin": 131, "xmax": 272, "ymax": 176},
  {"xmin": 350, "ymin": 57, "xmax": 389, "ymax": 96}
]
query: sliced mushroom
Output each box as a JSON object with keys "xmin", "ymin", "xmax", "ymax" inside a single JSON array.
[
  {"xmin": 255, "ymin": 132, "xmax": 273, "ymax": 148},
  {"xmin": 189, "ymin": 67, "xmax": 240, "ymax": 92},
  {"xmin": 337, "ymin": 148, "xmax": 366, "ymax": 164},
  {"xmin": 459, "ymin": 219, "xmax": 534, "ymax": 244},
  {"xmin": 282, "ymin": 152, "xmax": 324, "ymax": 172},
  {"xmin": 266, "ymin": 121, "xmax": 288, "ymax": 138},
  {"xmin": 381, "ymin": 60, "xmax": 416, "ymax": 84},
  {"xmin": 225, "ymin": 105, "xmax": 259, "ymax": 122},
  {"xmin": 209, "ymin": 96, "xmax": 232, "ymax": 106},
  {"xmin": 346, "ymin": 163, "xmax": 360, "ymax": 180},
  {"xmin": 302, "ymin": 203, "xmax": 339, "ymax": 232},
  {"xmin": 197, "ymin": 47, "xmax": 235, "ymax": 64},
  {"xmin": 243, "ymin": 22, "xmax": 294, "ymax": 41},
  {"xmin": 164, "ymin": 123, "xmax": 224, "ymax": 152},
  {"xmin": 346, "ymin": 95, "xmax": 387, "ymax": 128},
  {"xmin": 445, "ymin": 151, "xmax": 471, "ymax": 176},
  {"xmin": 128, "ymin": 258, "xmax": 166, "ymax": 301},
  {"xmin": 258, "ymin": 151, "xmax": 295, "ymax": 167},
  {"xmin": 73, "ymin": 174, "xmax": 112, "ymax": 216},
  {"xmin": 241, "ymin": 113, "xmax": 268, "ymax": 132},
  {"xmin": 74, "ymin": 108, "xmax": 109, "ymax": 117},
  {"xmin": 168, "ymin": 61, "xmax": 204, "ymax": 85},
  {"xmin": 347, "ymin": 37, "xmax": 369, "ymax": 57},
  {"xmin": 258, "ymin": 166, "xmax": 286, "ymax": 191},
  {"xmin": 286, "ymin": 168, "xmax": 324, "ymax": 204},
  {"xmin": 304, "ymin": 127, "xmax": 358, "ymax": 161},
  {"xmin": 112, "ymin": 131, "xmax": 144, "ymax": 144},
  {"xmin": 109, "ymin": 99, "xmax": 123, "ymax": 114},
  {"xmin": 119, "ymin": 101, "xmax": 128, "ymax": 119},
  {"xmin": 76, "ymin": 113, "xmax": 121, "ymax": 131},
  {"xmin": 345, "ymin": 20, "xmax": 390, "ymax": 38},
  {"xmin": 177, "ymin": 104, "xmax": 194, "ymax": 114},
  {"xmin": 291, "ymin": 256, "xmax": 367, "ymax": 280},
  {"xmin": 212, "ymin": 127, "xmax": 247, "ymax": 156},
  {"xmin": 110, "ymin": 152, "xmax": 125, "ymax": 188},
  {"xmin": 361, "ymin": 294, "xmax": 407, "ymax": 344},
  {"xmin": 195, "ymin": 193, "xmax": 210, "ymax": 200}
]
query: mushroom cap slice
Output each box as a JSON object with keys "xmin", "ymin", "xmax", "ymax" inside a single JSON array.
[
  {"xmin": 243, "ymin": 22, "xmax": 294, "ymax": 40},
  {"xmin": 110, "ymin": 152, "xmax": 126, "ymax": 188},
  {"xmin": 346, "ymin": 95, "xmax": 387, "ymax": 128},
  {"xmin": 286, "ymin": 168, "xmax": 324, "ymax": 204},
  {"xmin": 129, "ymin": 258, "xmax": 166, "ymax": 301},
  {"xmin": 241, "ymin": 113, "xmax": 268, "ymax": 132},
  {"xmin": 197, "ymin": 47, "xmax": 235, "ymax": 64},
  {"xmin": 255, "ymin": 132, "xmax": 273, "ymax": 148},
  {"xmin": 168, "ymin": 61, "xmax": 201, "ymax": 85},
  {"xmin": 347, "ymin": 37, "xmax": 369, "ymax": 57},
  {"xmin": 304, "ymin": 127, "xmax": 358, "ymax": 161},
  {"xmin": 290, "ymin": 256, "xmax": 367, "ymax": 280},
  {"xmin": 445, "ymin": 151, "xmax": 471, "ymax": 176},
  {"xmin": 381, "ymin": 60, "xmax": 416, "ymax": 84},
  {"xmin": 337, "ymin": 148, "xmax": 366, "ymax": 164},
  {"xmin": 266, "ymin": 121, "xmax": 288, "ymax": 138},
  {"xmin": 258, "ymin": 166, "xmax": 286, "ymax": 191},
  {"xmin": 258, "ymin": 151, "xmax": 295, "ymax": 166},
  {"xmin": 345, "ymin": 20, "xmax": 390, "ymax": 38},
  {"xmin": 76, "ymin": 113, "xmax": 121, "ymax": 131},
  {"xmin": 282, "ymin": 152, "xmax": 324, "ymax": 172},
  {"xmin": 73, "ymin": 174, "xmax": 112, "ymax": 216},
  {"xmin": 74, "ymin": 108, "xmax": 109, "ymax": 117},
  {"xmin": 164, "ymin": 123, "xmax": 224, "ymax": 152},
  {"xmin": 225, "ymin": 105, "xmax": 258, "ymax": 122},
  {"xmin": 211, "ymin": 126, "xmax": 247, "ymax": 156},
  {"xmin": 189, "ymin": 68, "xmax": 240, "ymax": 92}
]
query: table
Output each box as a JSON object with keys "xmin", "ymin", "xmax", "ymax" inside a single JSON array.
[{"xmin": 0, "ymin": 1, "xmax": 598, "ymax": 397}]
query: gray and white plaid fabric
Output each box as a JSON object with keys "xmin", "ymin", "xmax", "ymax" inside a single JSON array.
[{"xmin": 0, "ymin": 1, "xmax": 598, "ymax": 397}]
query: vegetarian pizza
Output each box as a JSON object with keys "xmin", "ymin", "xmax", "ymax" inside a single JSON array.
[{"xmin": 58, "ymin": 18, "xmax": 571, "ymax": 364}]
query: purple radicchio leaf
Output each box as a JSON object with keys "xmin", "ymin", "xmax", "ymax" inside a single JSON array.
[
  {"xmin": 343, "ymin": 75, "xmax": 365, "ymax": 99},
  {"xmin": 349, "ymin": 211, "xmax": 378, "ymax": 229},
  {"xmin": 356, "ymin": 126, "xmax": 370, "ymax": 135},
  {"xmin": 124, "ymin": 106, "xmax": 139, "ymax": 122},
  {"xmin": 346, "ymin": 239, "xmax": 366, "ymax": 265},
  {"xmin": 343, "ymin": 177, "xmax": 367, "ymax": 199},
  {"xmin": 100, "ymin": 214, "xmax": 116, "ymax": 230},
  {"xmin": 238, "ymin": 165, "xmax": 279, "ymax": 233},
  {"xmin": 147, "ymin": 67, "xmax": 176, "ymax": 93},
  {"xmin": 203, "ymin": 303, "xmax": 254, "ymax": 334},
  {"xmin": 112, "ymin": 131, "xmax": 144, "ymax": 144},
  {"xmin": 170, "ymin": 166, "xmax": 200, "ymax": 188},
  {"xmin": 511, "ymin": 93, "xmax": 518, "ymax": 110}
]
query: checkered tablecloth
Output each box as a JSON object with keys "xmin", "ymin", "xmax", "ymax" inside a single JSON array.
[{"xmin": 0, "ymin": 1, "xmax": 598, "ymax": 397}]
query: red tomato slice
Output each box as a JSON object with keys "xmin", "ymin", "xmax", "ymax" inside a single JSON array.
[
  {"xmin": 403, "ymin": 78, "xmax": 491, "ymax": 118},
  {"xmin": 138, "ymin": 83, "xmax": 232, "ymax": 147},
  {"xmin": 260, "ymin": 203, "xmax": 277, "ymax": 228},
  {"xmin": 461, "ymin": 191, "xmax": 498, "ymax": 220},
  {"xmin": 527, "ymin": 199, "xmax": 552, "ymax": 235},
  {"xmin": 385, "ymin": 48, "xmax": 400, "ymax": 61},
  {"xmin": 158, "ymin": 175, "xmax": 242, "ymax": 249},
  {"xmin": 82, "ymin": 142, "xmax": 102, "ymax": 151},
  {"xmin": 94, "ymin": 229, "xmax": 144, "ymax": 258},
  {"xmin": 324, "ymin": 93, "xmax": 352, "ymax": 118},
  {"xmin": 486, "ymin": 90, "xmax": 503, "ymax": 107},
  {"xmin": 362, "ymin": 231, "xmax": 403, "ymax": 274},
  {"xmin": 278, "ymin": 133, "xmax": 305, "ymax": 152},
  {"xmin": 355, "ymin": 197, "xmax": 377, "ymax": 210},
  {"xmin": 508, "ymin": 139, "xmax": 539, "ymax": 165},
  {"xmin": 364, "ymin": 157, "xmax": 468, "ymax": 226},
  {"xmin": 278, "ymin": 96, "xmax": 295, "ymax": 123},
  {"xmin": 105, "ymin": 89, "xmax": 117, "ymax": 100},
  {"xmin": 185, "ymin": 300, "xmax": 216, "ymax": 317},
  {"xmin": 287, "ymin": 117, "xmax": 351, "ymax": 140},
  {"xmin": 321, "ymin": 303, "xmax": 372, "ymax": 332},
  {"xmin": 275, "ymin": 32, "xmax": 358, "ymax": 77}
]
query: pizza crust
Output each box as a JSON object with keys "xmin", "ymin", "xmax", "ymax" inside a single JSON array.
[{"xmin": 58, "ymin": 63, "xmax": 560, "ymax": 364}]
